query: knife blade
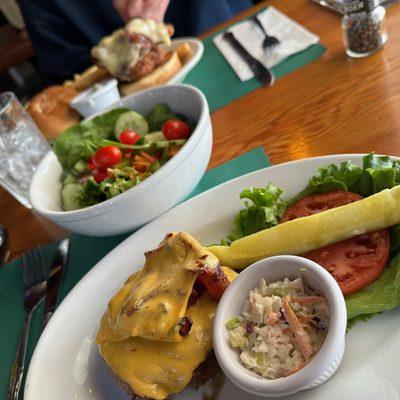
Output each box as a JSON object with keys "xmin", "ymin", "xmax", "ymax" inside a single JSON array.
[
  {"xmin": 223, "ymin": 31, "xmax": 275, "ymax": 86},
  {"xmin": 41, "ymin": 238, "xmax": 69, "ymax": 330}
]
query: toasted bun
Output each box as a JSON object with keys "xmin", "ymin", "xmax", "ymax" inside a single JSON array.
[
  {"xmin": 72, "ymin": 65, "xmax": 110, "ymax": 91},
  {"xmin": 119, "ymin": 51, "xmax": 182, "ymax": 96},
  {"xmin": 27, "ymin": 86, "xmax": 81, "ymax": 140}
]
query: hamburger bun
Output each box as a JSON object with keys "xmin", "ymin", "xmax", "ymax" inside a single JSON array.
[
  {"xmin": 27, "ymin": 86, "xmax": 81, "ymax": 140},
  {"xmin": 119, "ymin": 50, "xmax": 182, "ymax": 96}
]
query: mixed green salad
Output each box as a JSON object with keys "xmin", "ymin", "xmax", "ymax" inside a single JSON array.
[
  {"xmin": 53, "ymin": 104, "xmax": 192, "ymax": 210},
  {"xmin": 224, "ymin": 154, "xmax": 400, "ymax": 327}
]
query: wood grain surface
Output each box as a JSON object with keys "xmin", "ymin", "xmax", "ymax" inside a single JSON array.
[{"xmin": 1, "ymin": 0, "xmax": 399, "ymax": 261}]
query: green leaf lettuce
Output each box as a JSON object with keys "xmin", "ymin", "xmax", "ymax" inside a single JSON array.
[{"xmin": 226, "ymin": 184, "xmax": 287, "ymax": 243}]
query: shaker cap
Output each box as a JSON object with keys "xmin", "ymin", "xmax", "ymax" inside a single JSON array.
[{"xmin": 344, "ymin": 0, "xmax": 381, "ymax": 14}]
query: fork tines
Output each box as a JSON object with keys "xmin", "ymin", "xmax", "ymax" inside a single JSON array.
[{"xmin": 22, "ymin": 247, "xmax": 47, "ymax": 289}]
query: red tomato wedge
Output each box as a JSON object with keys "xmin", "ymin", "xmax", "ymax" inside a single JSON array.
[
  {"xmin": 119, "ymin": 130, "xmax": 141, "ymax": 145},
  {"xmin": 162, "ymin": 120, "xmax": 190, "ymax": 140},
  {"xmin": 93, "ymin": 146, "xmax": 122, "ymax": 171},
  {"xmin": 280, "ymin": 191, "xmax": 390, "ymax": 295}
]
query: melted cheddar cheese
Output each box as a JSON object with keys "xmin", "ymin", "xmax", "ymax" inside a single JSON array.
[
  {"xmin": 97, "ymin": 232, "xmax": 220, "ymax": 342},
  {"xmin": 98, "ymin": 292, "xmax": 216, "ymax": 399},
  {"xmin": 125, "ymin": 19, "xmax": 171, "ymax": 46}
]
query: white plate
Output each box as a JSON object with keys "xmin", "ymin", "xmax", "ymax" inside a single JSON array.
[
  {"xmin": 25, "ymin": 154, "xmax": 400, "ymax": 400},
  {"xmin": 164, "ymin": 38, "xmax": 204, "ymax": 85}
]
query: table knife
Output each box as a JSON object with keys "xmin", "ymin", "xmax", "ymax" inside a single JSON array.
[
  {"xmin": 42, "ymin": 238, "xmax": 69, "ymax": 330},
  {"xmin": 223, "ymin": 31, "xmax": 275, "ymax": 86}
]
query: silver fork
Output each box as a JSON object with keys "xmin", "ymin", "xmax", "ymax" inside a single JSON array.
[
  {"xmin": 252, "ymin": 16, "xmax": 280, "ymax": 49},
  {"xmin": 7, "ymin": 248, "xmax": 47, "ymax": 400}
]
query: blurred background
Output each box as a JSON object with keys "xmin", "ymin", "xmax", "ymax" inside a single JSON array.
[
  {"xmin": 0, "ymin": 0, "xmax": 265, "ymax": 103},
  {"xmin": 0, "ymin": 0, "xmax": 45, "ymax": 103}
]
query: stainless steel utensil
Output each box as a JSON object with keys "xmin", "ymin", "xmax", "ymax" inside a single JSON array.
[
  {"xmin": 42, "ymin": 238, "xmax": 69, "ymax": 330},
  {"xmin": 223, "ymin": 32, "xmax": 275, "ymax": 86},
  {"xmin": 7, "ymin": 247, "xmax": 47, "ymax": 400},
  {"xmin": 252, "ymin": 16, "xmax": 281, "ymax": 49}
]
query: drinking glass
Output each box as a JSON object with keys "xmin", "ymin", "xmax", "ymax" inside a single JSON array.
[{"xmin": 0, "ymin": 92, "xmax": 51, "ymax": 208}]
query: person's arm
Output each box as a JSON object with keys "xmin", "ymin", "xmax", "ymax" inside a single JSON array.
[{"xmin": 113, "ymin": 0, "xmax": 170, "ymax": 22}]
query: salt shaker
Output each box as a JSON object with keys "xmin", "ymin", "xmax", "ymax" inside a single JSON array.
[{"xmin": 342, "ymin": 0, "xmax": 388, "ymax": 58}]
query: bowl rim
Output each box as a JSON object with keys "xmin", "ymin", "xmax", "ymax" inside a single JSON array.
[
  {"xmin": 30, "ymin": 84, "xmax": 209, "ymax": 219},
  {"xmin": 213, "ymin": 255, "xmax": 347, "ymax": 396}
]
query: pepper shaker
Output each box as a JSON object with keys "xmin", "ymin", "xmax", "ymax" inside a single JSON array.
[{"xmin": 342, "ymin": 0, "xmax": 388, "ymax": 58}]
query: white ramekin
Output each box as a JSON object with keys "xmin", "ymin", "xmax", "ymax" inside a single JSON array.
[
  {"xmin": 213, "ymin": 255, "xmax": 347, "ymax": 397},
  {"xmin": 70, "ymin": 78, "xmax": 120, "ymax": 118}
]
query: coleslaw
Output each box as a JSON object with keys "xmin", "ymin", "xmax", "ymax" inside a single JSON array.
[{"xmin": 226, "ymin": 277, "xmax": 330, "ymax": 378}]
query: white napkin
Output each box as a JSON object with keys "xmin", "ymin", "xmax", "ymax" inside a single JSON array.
[{"xmin": 213, "ymin": 7, "xmax": 320, "ymax": 81}]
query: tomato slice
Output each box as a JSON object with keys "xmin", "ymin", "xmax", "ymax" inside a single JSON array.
[
  {"xmin": 280, "ymin": 191, "xmax": 363, "ymax": 222},
  {"xmin": 280, "ymin": 191, "xmax": 390, "ymax": 295}
]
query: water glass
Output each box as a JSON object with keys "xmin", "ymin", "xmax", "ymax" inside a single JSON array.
[{"xmin": 0, "ymin": 92, "xmax": 51, "ymax": 208}]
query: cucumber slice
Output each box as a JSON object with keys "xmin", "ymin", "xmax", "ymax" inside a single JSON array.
[
  {"xmin": 154, "ymin": 139, "xmax": 187, "ymax": 149},
  {"xmin": 71, "ymin": 160, "xmax": 87, "ymax": 176},
  {"xmin": 114, "ymin": 111, "xmax": 149, "ymax": 139},
  {"xmin": 144, "ymin": 131, "xmax": 166, "ymax": 144},
  {"xmin": 209, "ymin": 185, "xmax": 400, "ymax": 269},
  {"xmin": 61, "ymin": 183, "xmax": 83, "ymax": 211},
  {"xmin": 62, "ymin": 174, "xmax": 77, "ymax": 185}
]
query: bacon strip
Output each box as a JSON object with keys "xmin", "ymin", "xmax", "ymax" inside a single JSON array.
[
  {"xmin": 179, "ymin": 316, "xmax": 193, "ymax": 337},
  {"xmin": 197, "ymin": 266, "xmax": 229, "ymax": 302}
]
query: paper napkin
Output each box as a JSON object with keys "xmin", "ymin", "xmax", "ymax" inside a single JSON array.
[{"xmin": 213, "ymin": 7, "xmax": 320, "ymax": 81}]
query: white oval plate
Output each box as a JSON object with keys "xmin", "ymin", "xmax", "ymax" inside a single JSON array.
[{"xmin": 25, "ymin": 154, "xmax": 400, "ymax": 400}]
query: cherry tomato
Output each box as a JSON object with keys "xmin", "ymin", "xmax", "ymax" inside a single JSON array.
[
  {"xmin": 280, "ymin": 191, "xmax": 390, "ymax": 295},
  {"xmin": 87, "ymin": 155, "xmax": 96, "ymax": 170},
  {"xmin": 162, "ymin": 120, "xmax": 190, "ymax": 140},
  {"xmin": 119, "ymin": 130, "xmax": 141, "ymax": 145},
  {"xmin": 93, "ymin": 146, "xmax": 122, "ymax": 171},
  {"xmin": 93, "ymin": 170, "xmax": 108, "ymax": 183}
]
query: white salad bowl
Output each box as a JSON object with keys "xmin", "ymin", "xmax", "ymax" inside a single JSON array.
[
  {"xmin": 213, "ymin": 255, "xmax": 347, "ymax": 397},
  {"xmin": 29, "ymin": 84, "xmax": 212, "ymax": 236}
]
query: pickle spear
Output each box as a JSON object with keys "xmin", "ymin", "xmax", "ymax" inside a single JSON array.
[{"xmin": 209, "ymin": 185, "xmax": 400, "ymax": 270}]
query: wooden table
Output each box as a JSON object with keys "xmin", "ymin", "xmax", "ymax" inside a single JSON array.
[{"xmin": 1, "ymin": 0, "xmax": 400, "ymax": 261}]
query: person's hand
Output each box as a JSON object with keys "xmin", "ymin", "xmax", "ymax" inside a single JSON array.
[{"xmin": 113, "ymin": 0, "xmax": 170, "ymax": 23}]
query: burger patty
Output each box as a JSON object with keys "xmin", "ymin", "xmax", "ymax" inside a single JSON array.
[{"xmin": 129, "ymin": 45, "xmax": 166, "ymax": 81}]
